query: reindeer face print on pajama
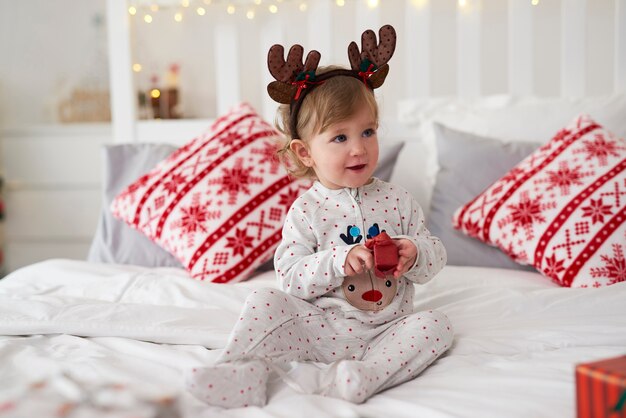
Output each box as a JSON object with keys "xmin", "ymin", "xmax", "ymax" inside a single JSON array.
[{"xmin": 341, "ymin": 269, "xmax": 397, "ymax": 311}]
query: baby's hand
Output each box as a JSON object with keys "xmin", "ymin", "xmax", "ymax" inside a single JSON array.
[
  {"xmin": 344, "ymin": 245, "xmax": 374, "ymax": 276},
  {"xmin": 393, "ymin": 239, "xmax": 418, "ymax": 278}
]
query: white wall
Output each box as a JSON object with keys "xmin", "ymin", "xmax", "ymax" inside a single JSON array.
[{"xmin": 0, "ymin": 0, "xmax": 109, "ymax": 127}]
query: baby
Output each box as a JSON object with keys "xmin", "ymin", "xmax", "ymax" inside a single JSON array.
[{"xmin": 187, "ymin": 25, "xmax": 453, "ymax": 408}]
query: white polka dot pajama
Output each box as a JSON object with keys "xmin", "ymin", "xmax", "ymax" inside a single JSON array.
[
  {"xmin": 187, "ymin": 288, "xmax": 453, "ymax": 408},
  {"xmin": 186, "ymin": 179, "xmax": 453, "ymax": 408}
]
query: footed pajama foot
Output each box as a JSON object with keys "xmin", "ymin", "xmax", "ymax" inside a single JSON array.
[
  {"xmin": 321, "ymin": 360, "xmax": 375, "ymax": 404},
  {"xmin": 185, "ymin": 359, "xmax": 270, "ymax": 408}
]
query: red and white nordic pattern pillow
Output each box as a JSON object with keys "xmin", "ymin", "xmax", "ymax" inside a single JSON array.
[
  {"xmin": 111, "ymin": 103, "xmax": 311, "ymax": 283},
  {"xmin": 453, "ymin": 115, "xmax": 626, "ymax": 287}
]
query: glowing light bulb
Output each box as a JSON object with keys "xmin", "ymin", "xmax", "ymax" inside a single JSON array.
[
  {"xmin": 531, "ymin": 0, "xmax": 539, "ymax": 5},
  {"xmin": 144, "ymin": 14, "xmax": 153, "ymax": 23},
  {"xmin": 367, "ymin": 0, "xmax": 379, "ymax": 8},
  {"xmin": 128, "ymin": 6, "xmax": 137, "ymax": 15},
  {"xmin": 269, "ymin": 4, "xmax": 278, "ymax": 13},
  {"xmin": 174, "ymin": 12, "xmax": 183, "ymax": 21},
  {"xmin": 458, "ymin": 0, "xmax": 467, "ymax": 7},
  {"xmin": 299, "ymin": 2, "xmax": 307, "ymax": 11},
  {"xmin": 246, "ymin": 9, "xmax": 255, "ymax": 19},
  {"xmin": 150, "ymin": 89, "xmax": 161, "ymax": 99},
  {"xmin": 132, "ymin": 63, "xmax": 142, "ymax": 72},
  {"xmin": 336, "ymin": 0, "xmax": 345, "ymax": 6},
  {"xmin": 196, "ymin": 7, "xmax": 206, "ymax": 15},
  {"xmin": 227, "ymin": 4, "xmax": 236, "ymax": 14},
  {"xmin": 181, "ymin": 0, "xmax": 190, "ymax": 7}
]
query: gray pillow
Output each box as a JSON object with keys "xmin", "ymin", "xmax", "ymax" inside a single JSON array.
[
  {"xmin": 88, "ymin": 144, "xmax": 184, "ymax": 268},
  {"xmin": 88, "ymin": 141, "xmax": 405, "ymax": 269},
  {"xmin": 375, "ymin": 141, "xmax": 405, "ymax": 182},
  {"xmin": 428, "ymin": 123, "xmax": 539, "ymax": 269}
]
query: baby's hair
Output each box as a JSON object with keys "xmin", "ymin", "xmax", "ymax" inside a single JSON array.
[{"xmin": 275, "ymin": 66, "xmax": 379, "ymax": 178}]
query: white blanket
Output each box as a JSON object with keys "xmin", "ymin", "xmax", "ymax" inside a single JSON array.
[{"xmin": 0, "ymin": 259, "xmax": 624, "ymax": 417}]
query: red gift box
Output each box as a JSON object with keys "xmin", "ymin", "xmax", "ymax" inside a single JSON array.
[
  {"xmin": 576, "ymin": 355, "xmax": 626, "ymax": 418},
  {"xmin": 364, "ymin": 231, "xmax": 399, "ymax": 273}
]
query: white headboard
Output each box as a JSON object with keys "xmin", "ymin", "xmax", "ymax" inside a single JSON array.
[{"xmin": 106, "ymin": 0, "xmax": 626, "ymax": 144}]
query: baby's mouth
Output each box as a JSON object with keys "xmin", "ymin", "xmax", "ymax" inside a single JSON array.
[{"xmin": 347, "ymin": 164, "xmax": 366, "ymax": 171}]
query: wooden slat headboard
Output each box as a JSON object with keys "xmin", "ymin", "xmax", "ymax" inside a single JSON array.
[{"xmin": 107, "ymin": 0, "xmax": 626, "ymax": 144}]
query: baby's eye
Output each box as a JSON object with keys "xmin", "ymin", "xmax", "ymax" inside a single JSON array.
[
  {"xmin": 385, "ymin": 280, "xmax": 392, "ymax": 287},
  {"xmin": 347, "ymin": 284, "xmax": 355, "ymax": 292},
  {"xmin": 363, "ymin": 128, "xmax": 376, "ymax": 137},
  {"xmin": 332, "ymin": 134, "xmax": 347, "ymax": 143}
]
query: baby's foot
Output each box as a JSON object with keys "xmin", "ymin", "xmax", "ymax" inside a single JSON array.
[
  {"xmin": 321, "ymin": 360, "xmax": 374, "ymax": 404},
  {"xmin": 185, "ymin": 359, "xmax": 270, "ymax": 408}
]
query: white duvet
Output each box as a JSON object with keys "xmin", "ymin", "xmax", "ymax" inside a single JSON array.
[{"xmin": 0, "ymin": 259, "xmax": 624, "ymax": 417}]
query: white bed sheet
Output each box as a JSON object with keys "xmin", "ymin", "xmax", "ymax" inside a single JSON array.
[{"xmin": 0, "ymin": 259, "xmax": 624, "ymax": 417}]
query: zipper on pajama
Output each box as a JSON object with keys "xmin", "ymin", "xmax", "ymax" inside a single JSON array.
[{"xmin": 349, "ymin": 187, "xmax": 366, "ymax": 242}]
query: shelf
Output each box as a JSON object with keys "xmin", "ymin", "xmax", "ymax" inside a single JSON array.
[
  {"xmin": 0, "ymin": 118, "xmax": 215, "ymax": 145},
  {"xmin": 0, "ymin": 123, "xmax": 111, "ymax": 139}
]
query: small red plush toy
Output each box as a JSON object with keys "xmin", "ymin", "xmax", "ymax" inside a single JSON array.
[{"xmin": 364, "ymin": 231, "xmax": 399, "ymax": 278}]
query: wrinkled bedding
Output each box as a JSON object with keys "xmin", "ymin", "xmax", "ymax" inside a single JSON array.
[{"xmin": 0, "ymin": 259, "xmax": 624, "ymax": 417}]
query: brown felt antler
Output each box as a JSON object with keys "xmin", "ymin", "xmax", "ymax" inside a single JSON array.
[
  {"xmin": 348, "ymin": 25, "xmax": 396, "ymax": 70},
  {"xmin": 267, "ymin": 44, "xmax": 321, "ymax": 104},
  {"xmin": 348, "ymin": 25, "xmax": 396, "ymax": 88},
  {"xmin": 268, "ymin": 44, "xmax": 321, "ymax": 82}
]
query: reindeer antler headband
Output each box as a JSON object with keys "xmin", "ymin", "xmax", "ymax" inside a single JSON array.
[{"xmin": 267, "ymin": 24, "xmax": 397, "ymax": 139}]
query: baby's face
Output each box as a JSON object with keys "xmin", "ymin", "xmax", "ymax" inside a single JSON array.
[{"xmin": 303, "ymin": 103, "xmax": 379, "ymax": 190}]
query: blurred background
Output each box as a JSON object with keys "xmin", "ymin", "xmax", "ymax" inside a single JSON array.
[{"xmin": 0, "ymin": 0, "xmax": 623, "ymax": 273}]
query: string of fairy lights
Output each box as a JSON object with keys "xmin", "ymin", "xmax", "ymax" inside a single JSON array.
[
  {"xmin": 128, "ymin": 0, "xmax": 542, "ymax": 112},
  {"xmin": 127, "ymin": 0, "xmax": 382, "ymax": 23},
  {"xmin": 128, "ymin": 0, "xmax": 541, "ymax": 23}
]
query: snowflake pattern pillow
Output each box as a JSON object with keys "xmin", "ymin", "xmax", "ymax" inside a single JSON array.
[
  {"xmin": 453, "ymin": 115, "xmax": 626, "ymax": 287},
  {"xmin": 111, "ymin": 103, "xmax": 311, "ymax": 283}
]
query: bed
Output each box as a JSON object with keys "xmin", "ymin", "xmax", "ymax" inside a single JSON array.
[
  {"xmin": 0, "ymin": 93, "xmax": 625, "ymax": 417},
  {"xmin": 0, "ymin": 258, "xmax": 624, "ymax": 418}
]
